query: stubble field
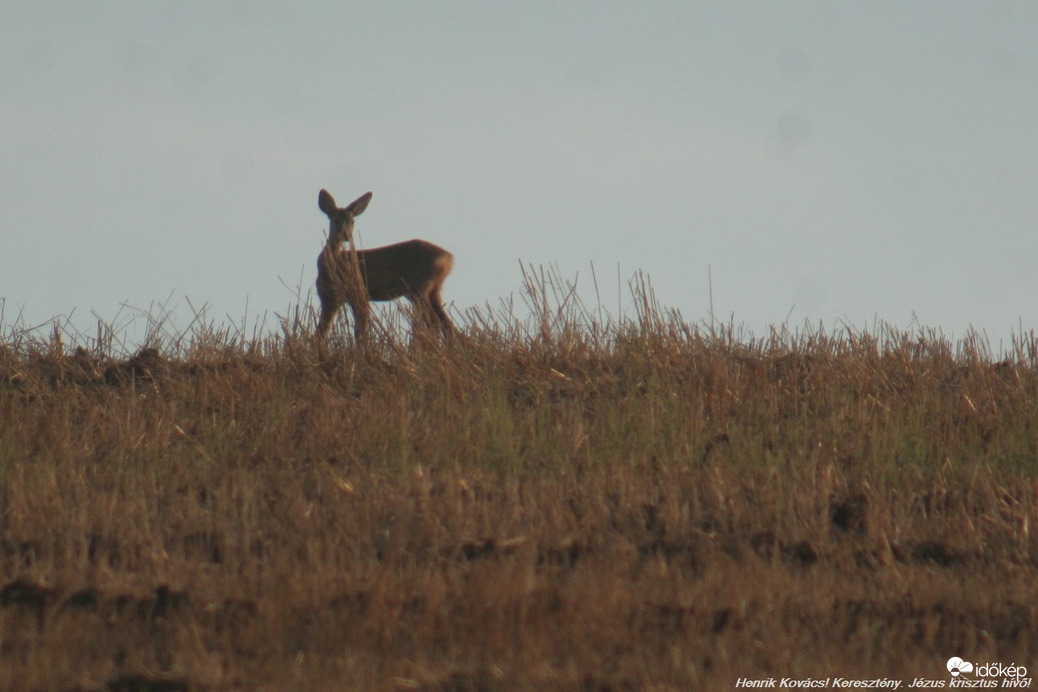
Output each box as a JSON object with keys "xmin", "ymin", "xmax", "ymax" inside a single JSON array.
[{"xmin": 1, "ymin": 282, "xmax": 1036, "ymax": 690}]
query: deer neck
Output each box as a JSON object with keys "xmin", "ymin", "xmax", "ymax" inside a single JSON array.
[{"xmin": 327, "ymin": 222, "xmax": 358, "ymax": 253}]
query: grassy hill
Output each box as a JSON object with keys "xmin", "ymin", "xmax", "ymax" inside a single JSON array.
[{"xmin": 1, "ymin": 282, "xmax": 1036, "ymax": 690}]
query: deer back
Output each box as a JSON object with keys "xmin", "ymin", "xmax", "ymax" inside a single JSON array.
[{"xmin": 319, "ymin": 239, "xmax": 452, "ymax": 303}]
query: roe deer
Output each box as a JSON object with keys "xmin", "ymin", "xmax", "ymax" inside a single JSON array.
[{"xmin": 315, "ymin": 189, "xmax": 454, "ymax": 340}]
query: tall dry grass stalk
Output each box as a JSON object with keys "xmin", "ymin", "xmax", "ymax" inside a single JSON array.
[{"xmin": 1, "ymin": 269, "xmax": 1036, "ymax": 690}]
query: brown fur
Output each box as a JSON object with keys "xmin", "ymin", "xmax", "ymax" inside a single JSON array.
[{"xmin": 315, "ymin": 190, "xmax": 454, "ymax": 340}]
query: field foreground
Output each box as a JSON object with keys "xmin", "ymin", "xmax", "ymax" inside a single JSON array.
[{"xmin": 1, "ymin": 308, "xmax": 1037, "ymax": 690}]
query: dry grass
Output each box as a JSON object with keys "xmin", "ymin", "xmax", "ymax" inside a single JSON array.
[{"xmin": 1, "ymin": 274, "xmax": 1037, "ymax": 690}]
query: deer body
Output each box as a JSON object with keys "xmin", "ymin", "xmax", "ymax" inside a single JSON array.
[{"xmin": 316, "ymin": 190, "xmax": 454, "ymax": 340}]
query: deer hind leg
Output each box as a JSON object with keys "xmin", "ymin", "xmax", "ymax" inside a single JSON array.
[
  {"xmin": 405, "ymin": 292, "xmax": 444, "ymax": 337},
  {"xmin": 405, "ymin": 294, "xmax": 434, "ymax": 332},
  {"xmin": 428, "ymin": 287, "xmax": 454, "ymax": 334}
]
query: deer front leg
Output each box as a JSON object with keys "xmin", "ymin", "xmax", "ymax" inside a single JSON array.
[
  {"xmin": 317, "ymin": 300, "xmax": 339, "ymax": 339},
  {"xmin": 349, "ymin": 300, "xmax": 371, "ymax": 341}
]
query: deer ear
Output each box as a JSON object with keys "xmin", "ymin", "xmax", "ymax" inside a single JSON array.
[
  {"xmin": 347, "ymin": 191, "xmax": 373, "ymax": 216},
  {"xmin": 318, "ymin": 189, "xmax": 337, "ymax": 216}
]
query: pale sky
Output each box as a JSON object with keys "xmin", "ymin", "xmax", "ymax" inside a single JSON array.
[{"xmin": 3, "ymin": 3, "xmax": 1037, "ymax": 350}]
